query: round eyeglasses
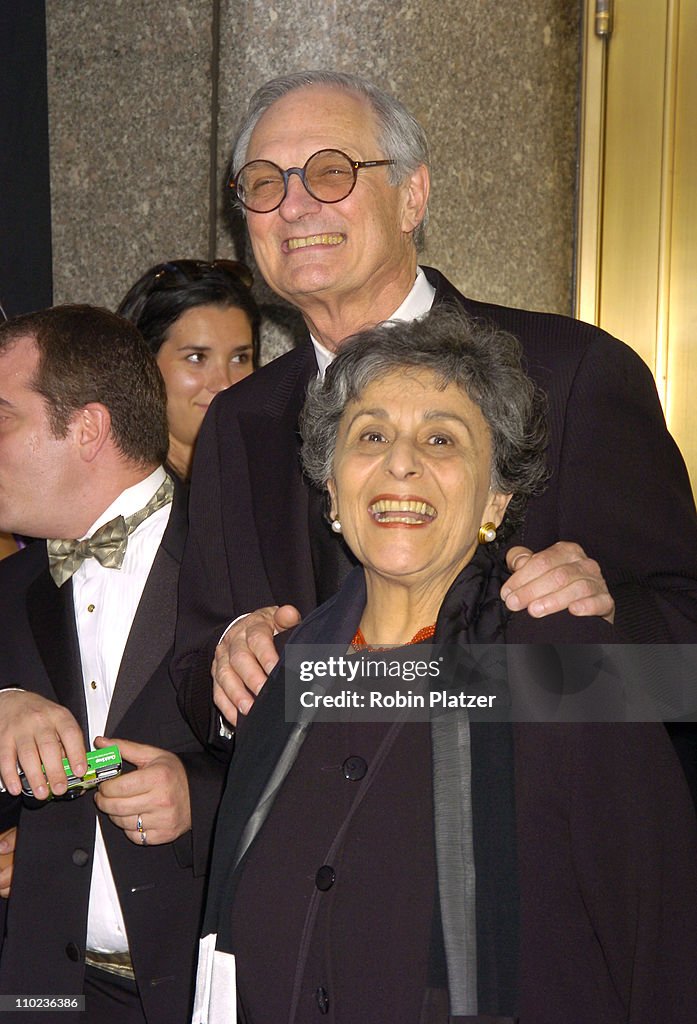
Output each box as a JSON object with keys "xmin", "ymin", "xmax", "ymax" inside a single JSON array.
[{"xmin": 229, "ymin": 148, "xmax": 396, "ymax": 214}]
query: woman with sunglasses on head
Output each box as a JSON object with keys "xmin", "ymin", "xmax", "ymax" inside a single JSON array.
[{"xmin": 118, "ymin": 259, "xmax": 260, "ymax": 481}]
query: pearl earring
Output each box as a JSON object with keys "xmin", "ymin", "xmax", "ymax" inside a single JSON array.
[
  {"xmin": 331, "ymin": 519, "xmax": 342, "ymax": 534},
  {"xmin": 478, "ymin": 522, "xmax": 497, "ymax": 544}
]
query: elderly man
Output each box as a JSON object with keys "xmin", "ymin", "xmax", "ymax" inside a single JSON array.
[
  {"xmin": 0, "ymin": 306, "xmax": 225, "ymax": 1024},
  {"xmin": 173, "ymin": 70, "xmax": 697, "ymax": 740}
]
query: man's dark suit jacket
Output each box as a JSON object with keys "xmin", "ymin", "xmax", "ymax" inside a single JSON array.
[
  {"xmin": 174, "ymin": 267, "xmax": 697, "ymax": 740},
  {"xmin": 0, "ymin": 483, "xmax": 226, "ymax": 1024}
]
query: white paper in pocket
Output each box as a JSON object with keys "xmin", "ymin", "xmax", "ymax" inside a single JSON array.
[{"xmin": 191, "ymin": 933, "xmax": 237, "ymax": 1024}]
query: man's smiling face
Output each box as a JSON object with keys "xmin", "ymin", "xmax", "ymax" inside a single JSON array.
[{"xmin": 242, "ymin": 85, "xmax": 423, "ymax": 333}]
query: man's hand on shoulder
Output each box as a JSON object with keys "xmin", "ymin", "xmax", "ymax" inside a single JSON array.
[
  {"xmin": 212, "ymin": 604, "xmax": 302, "ymax": 725},
  {"xmin": 501, "ymin": 542, "xmax": 615, "ymax": 623},
  {"xmin": 0, "ymin": 691, "xmax": 87, "ymax": 799}
]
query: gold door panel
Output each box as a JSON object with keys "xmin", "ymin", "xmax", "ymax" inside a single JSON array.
[{"xmin": 576, "ymin": 0, "xmax": 697, "ymax": 493}]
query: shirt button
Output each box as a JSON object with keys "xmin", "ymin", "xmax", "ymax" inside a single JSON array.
[
  {"xmin": 342, "ymin": 755, "xmax": 367, "ymax": 781},
  {"xmin": 65, "ymin": 942, "xmax": 81, "ymax": 962},
  {"xmin": 87, "ymin": 604, "xmax": 95, "ymax": 613},
  {"xmin": 315, "ymin": 865, "xmax": 335, "ymax": 891},
  {"xmin": 72, "ymin": 848, "xmax": 89, "ymax": 867},
  {"xmin": 315, "ymin": 986, "xmax": 329, "ymax": 1014},
  {"xmin": 90, "ymin": 681, "xmax": 97, "ymax": 690}
]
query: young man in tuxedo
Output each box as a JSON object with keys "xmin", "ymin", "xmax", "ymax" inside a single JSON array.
[{"xmin": 0, "ymin": 305, "xmax": 225, "ymax": 1024}]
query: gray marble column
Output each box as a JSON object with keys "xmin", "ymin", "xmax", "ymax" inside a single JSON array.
[{"xmin": 46, "ymin": 0, "xmax": 217, "ymax": 309}]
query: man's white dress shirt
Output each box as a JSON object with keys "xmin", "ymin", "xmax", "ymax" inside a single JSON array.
[{"xmin": 70, "ymin": 466, "xmax": 171, "ymax": 953}]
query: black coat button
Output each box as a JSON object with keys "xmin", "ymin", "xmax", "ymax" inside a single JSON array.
[
  {"xmin": 72, "ymin": 848, "xmax": 89, "ymax": 867},
  {"xmin": 315, "ymin": 986, "xmax": 329, "ymax": 1014},
  {"xmin": 65, "ymin": 942, "xmax": 81, "ymax": 962},
  {"xmin": 315, "ymin": 865, "xmax": 335, "ymax": 891},
  {"xmin": 342, "ymin": 755, "xmax": 367, "ymax": 781}
]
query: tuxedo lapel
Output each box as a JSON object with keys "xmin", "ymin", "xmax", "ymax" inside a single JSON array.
[
  {"xmin": 239, "ymin": 342, "xmax": 318, "ymax": 612},
  {"xmin": 105, "ymin": 485, "xmax": 186, "ymax": 734},
  {"xmin": 105, "ymin": 544, "xmax": 178, "ymax": 733},
  {"xmin": 26, "ymin": 568, "xmax": 89, "ymax": 738}
]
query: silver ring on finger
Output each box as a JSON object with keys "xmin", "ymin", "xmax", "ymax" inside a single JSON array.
[
  {"xmin": 140, "ymin": 829, "xmax": 148, "ymax": 846},
  {"xmin": 136, "ymin": 813, "xmax": 145, "ymax": 833}
]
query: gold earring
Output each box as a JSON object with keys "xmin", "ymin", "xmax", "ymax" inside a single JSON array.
[{"xmin": 478, "ymin": 522, "xmax": 497, "ymax": 544}]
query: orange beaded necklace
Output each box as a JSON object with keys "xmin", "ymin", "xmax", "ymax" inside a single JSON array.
[{"xmin": 351, "ymin": 622, "xmax": 436, "ymax": 652}]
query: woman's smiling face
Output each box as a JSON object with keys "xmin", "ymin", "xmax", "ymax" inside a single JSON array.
[
  {"xmin": 155, "ymin": 303, "xmax": 254, "ymax": 451},
  {"xmin": 327, "ymin": 367, "xmax": 511, "ymax": 595}
]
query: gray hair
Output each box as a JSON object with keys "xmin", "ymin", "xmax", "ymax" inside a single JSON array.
[
  {"xmin": 230, "ymin": 70, "xmax": 430, "ymax": 248},
  {"xmin": 300, "ymin": 304, "xmax": 548, "ymax": 536}
]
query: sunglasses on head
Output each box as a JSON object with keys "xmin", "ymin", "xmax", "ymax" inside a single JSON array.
[{"xmin": 149, "ymin": 258, "xmax": 254, "ymax": 290}]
